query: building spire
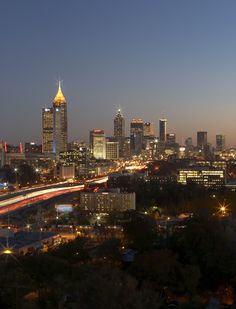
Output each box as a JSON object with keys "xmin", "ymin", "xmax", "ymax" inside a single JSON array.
[{"xmin": 53, "ymin": 81, "xmax": 66, "ymax": 105}]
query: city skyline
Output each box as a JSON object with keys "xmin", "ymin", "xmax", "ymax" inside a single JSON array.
[{"xmin": 1, "ymin": 1, "xmax": 236, "ymax": 146}]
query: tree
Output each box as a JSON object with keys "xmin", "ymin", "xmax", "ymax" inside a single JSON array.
[{"xmin": 124, "ymin": 212, "xmax": 158, "ymax": 251}]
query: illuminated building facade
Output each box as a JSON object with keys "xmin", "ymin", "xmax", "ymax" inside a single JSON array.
[
  {"xmin": 80, "ymin": 192, "xmax": 136, "ymax": 213},
  {"xmin": 53, "ymin": 83, "xmax": 68, "ymax": 155},
  {"xmin": 106, "ymin": 139, "xmax": 119, "ymax": 160},
  {"xmin": 178, "ymin": 168, "xmax": 225, "ymax": 188},
  {"xmin": 90, "ymin": 129, "xmax": 106, "ymax": 159},
  {"xmin": 42, "ymin": 107, "xmax": 54, "ymax": 153},
  {"xmin": 114, "ymin": 109, "xmax": 125, "ymax": 157},
  {"xmin": 143, "ymin": 122, "xmax": 155, "ymax": 137},
  {"xmin": 42, "ymin": 83, "xmax": 68, "ymax": 156},
  {"xmin": 159, "ymin": 119, "xmax": 167, "ymax": 143}
]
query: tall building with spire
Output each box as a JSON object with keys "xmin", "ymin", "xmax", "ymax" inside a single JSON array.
[
  {"xmin": 42, "ymin": 82, "xmax": 68, "ymax": 156},
  {"xmin": 53, "ymin": 82, "xmax": 68, "ymax": 155},
  {"xmin": 114, "ymin": 108, "xmax": 125, "ymax": 157}
]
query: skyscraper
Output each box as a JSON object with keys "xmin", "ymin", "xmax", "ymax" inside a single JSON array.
[
  {"xmin": 166, "ymin": 133, "xmax": 176, "ymax": 145},
  {"xmin": 185, "ymin": 137, "xmax": 193, "ymax": 150},
  {"xmin": 159, "ymin": 119, "xmax": 167, "ymax": 143},
  {"xmin": 216, "ymin": 134, "xmax": 225, "ymax": 151},
  {"xmin": 197, "ymin": 131, "xmax": 207, "ymax": 149},
  {"xmin": 143, "ymin": 122, "xmax": 155, "ymax": 137},
  {"xmin": 42, "ymin": 107, "xmax": 53, "ymax": 153},
  {"xmin": 90, "ymin": 129, "xmax": 106, "ymax": 159},
  {"xmin": 53, "ymin": 82, "xmax": 68, "ymax": 155},
  {"xmin": 130, "ymin": 118, "xmax": 144, "ymax": 155},
  {"xmin": 114, "ymin": 108, "xmax": 125, "ymax": 157}
]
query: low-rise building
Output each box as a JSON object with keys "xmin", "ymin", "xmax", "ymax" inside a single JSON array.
[
  {"xmin": 80, "ymin": 191, "xmax": 136, "ymax": 213},
  {"xmin": 178, "ymin": 168, "xmax": 225, "ymax": 188}
]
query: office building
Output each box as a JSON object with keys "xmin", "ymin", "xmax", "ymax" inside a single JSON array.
[
  {"xmin": 106, "ymin": 139, "xmax": 119, "ymax": 160},
  {"xmin": 80, "ymin": 191, "xmax": 136, "ymax": 213},
  {"xmin": 90, "ymin": 130, "xmax": 106, "ymax": 159},
  {"xmin": 166, "ymin": 133, "xmax": 176, "ymax": 145},
  {"xmin": 216, "ymin": 135, "xmax": 226, "ymax": 151},
  {"xmin": 143, "ymin": 122, "xmax": 155, "ymax": 137},
  {"xmin": 178, "ymin": 168, "xmax": 225, "ymax": 188},
  {"xmin": 42, "ymin": 107, "xmax": 54, "ymax": 153},
  {"xmin": 53, "ymin": 83, "xmax": 68, "ymax": 155},
  {"xmin": 159, "ymin": 119, "xmax": 167, "ymax": 143},
  {"xmin": 114, "ymin": 108, "xmax": 125, "ymax": 157},
  {"xmin": 185, "ymin": 137, "xmax": 193, "ymax": 149},
  {"xmin": 130, "ymin": 118, "xmax": 144, "ymax": 156},
  {"xmin": 197, "ymin": 131, "xmax": 207, "ymax": 149}
]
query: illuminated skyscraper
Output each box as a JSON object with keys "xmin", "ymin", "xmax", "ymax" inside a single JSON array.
[
  {"xmin": 216, "ymin": 134, "xmax": 225, "ymax": 151},
  {"xmin": 114, "ymin": 108, "xmax": 125, "ymax": 157},
  {"xmin": 53, "ymin": 82, "xmax": 68, "ymax": 155},
  {"xmin": 197, "ymin": 131, "xmax": 207, "ymax": 149},
  {"xmin": 159, "ymin": 119, "xmax": 167, "ymax": 143},
  {"xmin": 130, "ymin": 118, "xmax": 144, "ymax": 155},
  {"xmin": 42, "ymin": 107, "xmax": 53, "ymax": 153},
  {"xmin": 90, "ymin": 129, "xmax": 106, "ymax": 159},
  {"xmin": 143, "ymin": 122, "xmax": 155, "ymax": 137}
]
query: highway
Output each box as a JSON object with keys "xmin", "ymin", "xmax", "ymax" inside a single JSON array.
[{"xmin": 0, "ymin": 176, "xmax": 108, "ymax": 216}]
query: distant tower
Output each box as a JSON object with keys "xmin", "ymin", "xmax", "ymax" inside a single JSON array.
[
  {"xmin": 53, "ymin": 82, "xmax": 68, "ymax": 155},
  {"xmin": 159, "ymin": 119, "xmax": 167, "ymax": 143},
  {"xmin": 197, "ymin": 131, "xmax": 207, "ymax": 149},
  {"xmin": 216, "ymin": 134, "xmax": 225, "ymax": 151},
  {"xmin": 114, "ymin": 108, "xmax": 125, "ymax": 157},
  {"xmin": 130, "ymin": 118, "xmax": 144, "ymax": 156},
  {"xmin": 42, "ymin": 107, "xmax": 54, "ymax": 153}
]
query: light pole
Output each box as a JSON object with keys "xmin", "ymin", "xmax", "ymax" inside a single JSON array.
[{"xmin": 14, "ymin": 168, "xmax": 19, "ymax": 190}]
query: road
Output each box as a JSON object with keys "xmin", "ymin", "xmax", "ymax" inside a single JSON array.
[{"xmin": 0, "ymin": 176, "xmax": 108, "ymax": 216}]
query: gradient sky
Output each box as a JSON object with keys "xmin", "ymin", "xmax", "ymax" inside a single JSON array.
[{"xmin": 1, "ymin": 0, "xmax": 236, "ymax": 146}]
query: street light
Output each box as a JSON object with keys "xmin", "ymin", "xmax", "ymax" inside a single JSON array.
[{"xmin": 14, "ymin": 168, "xmax": 19, "ymax": 190}]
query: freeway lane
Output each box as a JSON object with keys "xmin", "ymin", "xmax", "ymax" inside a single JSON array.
[
  {"xmin": 0, "ymin": 185, "xmax": 85, "ymax": 208},
  {"xmin": 0, "ymin": 176, "xmax": 109, "ymax": 216},
  {"xmin": 0, "ymin": 186, "xmax": 85, "ymax": 216}
]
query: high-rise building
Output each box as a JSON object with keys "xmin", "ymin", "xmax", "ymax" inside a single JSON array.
[
  {"xmin": 90, "ymin": 129, "xmax": 106, "ymax": 159},
  {"xmin": 143, "ymin": 122, "xmax": 155, "ymax": 151},
  {"xmin": 130, "ymin": 118, "xmax": 144, "ymax": 156},
  {"xmin": 166, "ymin": 133, "xmax": 176, "ymax": 145},
  {"xmin": 197, "ymin": 131, "xmax": 207, "ymax": 149},
  {"xmin": 0, "ymin": 141, "xmax": 6, "ymax": 168},
  {"xmin": 143, "ymin": 122, "xmax": 155, "ymax": 137},
  {"xmin": 106, "ymin": 138, "xmax": 119, "ymax": 160},
  {"xmin": 185, "ymin": 137, "xmax": 193, "ymax": 149},
  {"xmin": 216, "ymin": 134, "xmax": 226, "ymax": 151},
  {"xmin": 159, "ymin": 119, "xmax": 167, "ymax": 143},
  {"xmin": 42, "ymin": 107, "xmax": 54, "ymax": 153},
  {"xmin": 114, "ymin": 109, "xmax": 125, "ymax": 157},
  {"xmin": 53, "ymin": 83, "xmax": 68, "ymax": 155}
]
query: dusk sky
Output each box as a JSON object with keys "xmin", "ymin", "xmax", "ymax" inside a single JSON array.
[{"xmin": 1, "ymin": 1, "xmax": 236, "ymax": 146}]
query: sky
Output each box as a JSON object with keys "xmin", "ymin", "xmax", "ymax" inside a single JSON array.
[{"xmin": 1, "ymin": 0, "xmax": 236, "ymax": 146}]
